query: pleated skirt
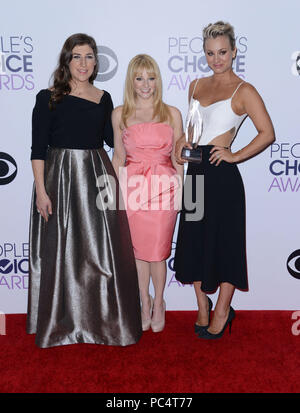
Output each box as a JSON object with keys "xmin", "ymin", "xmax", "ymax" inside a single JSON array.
[
  {"xmin": 27, "ymin": 147, "xmax": 142, "ymax": 348},
  {"xmin": 174, "ymin": 145, "xmax": 248, "ymax": 292}
]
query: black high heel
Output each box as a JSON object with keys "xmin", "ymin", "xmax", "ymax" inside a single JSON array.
[
  {"xmin": 194, "ymin": 296, "xmax": 213, "ymax": 334},
  {"xmin": 198, "ymin": 306, "xmax": 235, "ymax": 340}
]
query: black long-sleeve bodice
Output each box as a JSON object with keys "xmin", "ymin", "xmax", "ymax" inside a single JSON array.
[{"xmin": 31, "ymin": 89, "xmax": 114, "ymax": 160}]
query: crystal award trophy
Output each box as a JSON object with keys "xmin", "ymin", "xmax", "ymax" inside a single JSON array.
[{"xmin": 181, "ymin": 100, "xmax": 203, "ymax": 163}]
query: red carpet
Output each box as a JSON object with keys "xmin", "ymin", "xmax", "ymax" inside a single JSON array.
[{"xmin": 0, "ymin": 311, "xmax": 299, "ymax": 393}]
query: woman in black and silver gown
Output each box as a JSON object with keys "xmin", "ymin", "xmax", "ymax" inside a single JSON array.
[{"xmin": 27, "ymin": 33, "xmax": 142, "ymax": 348}]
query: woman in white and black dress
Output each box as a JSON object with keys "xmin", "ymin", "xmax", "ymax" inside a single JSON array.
[
  {"xmin": 174, "ymin": 22, "xmax": 275, "ymax": 339},
  {"xmin": 27, "ymin": 33, "xmax": 142, "ymax": 348}
]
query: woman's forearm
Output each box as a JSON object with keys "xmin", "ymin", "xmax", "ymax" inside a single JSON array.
[
  {"xmin": 112, "ymin": 155, "xmax": 125, "ymax": 179},
  {"xmin": 172, "ymin": 156, "xmax": 184, "ymax": 180},
  {"xmin": 31, "ymin": 159, "xmax": 47, "ymax": 194},
  {"xmin": 233, "ymin": 131, "xmax": 275, "ymax": 163}
]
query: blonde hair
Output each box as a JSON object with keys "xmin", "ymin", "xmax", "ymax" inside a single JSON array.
[
  {"xmin": 203, "ymin": 21, "xmax": 236, "ymax": 51},
  {"xmin": 122, "ymin": 54, "xmax": 170, "ymax": 127}
]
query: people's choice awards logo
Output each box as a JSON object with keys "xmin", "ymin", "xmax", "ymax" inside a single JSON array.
[
  {"xmin": 166, "ymin": 242, "xmax": 193, "ymax": 288},
  {"xmin": 96, "ymin": 46, "xmax": 118, "ymax": 82},
  {"xmin": 167, "ymin": 36, "xmax": 248, "ymax": 91},
  {"xmin": 268, "ymin": 143, "xmax": 300, "ymax": 193},
  {"xmin": 0, "ymin": 35, "xmax": 34, "ymax": 90},
  {"xmin": 291, "ymin": 51, "xmax": 300, "ymax": 76},
  {"xmin": 0, "ymin": 243, "xmax": 29, "ymax": 290},
  {"xmin": 287, "ymin": 250, "xmax": 300, "ymax": 280},
  {"xmin": 0, "ymin": 152, "xmax": 17, "ymax": 185}
]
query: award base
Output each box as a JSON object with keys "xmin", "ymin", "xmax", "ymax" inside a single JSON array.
[{"xmin": 181, "ymin": 147, "xmax": 202, "ymax": 163}]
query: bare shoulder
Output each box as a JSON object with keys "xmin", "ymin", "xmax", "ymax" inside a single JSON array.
[
  {"xmin": 238, "ymin": 82, "xmax": 261, "ymax": 98},
  {"xmin": 189, "ymin": 77, "xmax": 206, "ymax": 92},
  {"xmin": 112, "ymin": 105, "xmax": 123, "ymax": 117},
  {"xmin": 235, "ymin": 82, "xmax": 268, "ymax": 117},
  {"xmin": 189, "ymin": 78, "xmax": 198, "ymax": 90},
  {"xmin": 237, "ymin": 82, "xmax": 266, "ymax": 109},
  {"xmin": 112, "ymin": 105, "xmax": 123, "ymax": 128},
  {"xmin": 167, "ymin": 105, "xmax": 183, "ymax": 127},
  {"xmin": 188, "ymin": 77, "xmax": 210, "ymax": 100},
  {"xmin": 189, "ymin": 77, "xmax": 207, "ymax": 87},
  {"xmin": 166, "ymin": 105, "xmax": 183, "ymax": 136},
  {"xmin": 167, "ymin": 104, "xmax": 182, "ymax": 119}
]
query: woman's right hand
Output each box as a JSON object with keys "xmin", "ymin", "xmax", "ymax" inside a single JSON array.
[
  {"xmin": 36, "ymin": 192, "xmax": 52, "ymax": 222},
  {"xmin": 175, "ymin": 134, "xmax": 192, "ymax": 165}
]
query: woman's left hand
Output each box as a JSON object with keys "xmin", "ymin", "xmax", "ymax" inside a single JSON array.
[{"xmin": 209, "ymin": 146, "xmax": 236, "ymax": 166}]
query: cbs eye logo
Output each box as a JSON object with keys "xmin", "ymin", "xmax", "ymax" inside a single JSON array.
[
  {"xmin": 0, "ymin": 152, "xmax": 17, "ymax": 185},
  {"xmin": 96, "ymin": 46, "xmax": 118, "ymax": 82},
  {"xmin": 287, "ymin": 250, "xmax": 300, "ymax": 280},
  {"xmin": 0, "ymin": 259, "xmax": 13, "ymax": 274},
  {"xmin": 291, "ymin": 51, "xmax": 300, "ymax": 76}
]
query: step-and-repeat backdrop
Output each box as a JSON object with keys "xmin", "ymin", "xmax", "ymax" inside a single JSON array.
[{"xmin": 0, "ymin": 0, "xmax": 299, "ymax": 312}]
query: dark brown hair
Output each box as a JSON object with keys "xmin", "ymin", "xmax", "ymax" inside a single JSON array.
[{"xmin": 49, "ymin": 33, "xmax": 99, "ymax": 109}]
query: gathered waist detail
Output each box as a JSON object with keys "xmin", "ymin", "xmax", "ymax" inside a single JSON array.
[
  {"xmin": 126, "ymin": 155, "xmax": 172, "ymax": 166},
  {"xmin": 48, "ymin": 146, "xmax": 103, "ymax": 152}
]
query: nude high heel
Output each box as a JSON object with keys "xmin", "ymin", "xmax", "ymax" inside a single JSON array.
[
  {"xmin": 151, "ymin": 300, "xmax": 166, "ymax": 333},
  {"xmin": 141, "ymin": 295, "xmax": 154, "ymax": 331}
]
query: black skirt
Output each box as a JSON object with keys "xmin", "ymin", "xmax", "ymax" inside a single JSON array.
[
  {"xmin": 27, "ymin": 148, "xmax": 142, "ymax": 348},
  {"xmin": 174, "ymin": 145, "xmax": 248, "ymax": 292}
]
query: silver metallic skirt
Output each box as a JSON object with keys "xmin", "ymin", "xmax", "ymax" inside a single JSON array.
[{"xmin": 27, "ymin": 148, "xmax": 142, "ymax": 348}]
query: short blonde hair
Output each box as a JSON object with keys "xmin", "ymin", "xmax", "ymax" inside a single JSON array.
[
  {"xmin": 122, "ymin": 54, "xmax": 170, "ymax": 127},
  {"xmin": 203, "ymin": 21, "xmax": 236, "ymax": 51}
]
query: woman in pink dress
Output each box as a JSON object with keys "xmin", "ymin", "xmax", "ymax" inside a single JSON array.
[{"xmin": 112, "ymin": 54, "xmax": 183, "ymax": 332}]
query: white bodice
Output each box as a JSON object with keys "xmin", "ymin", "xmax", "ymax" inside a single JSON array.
[{"xmin": 185, "ymin": 82, "xmax": 247, "ymax": 146}]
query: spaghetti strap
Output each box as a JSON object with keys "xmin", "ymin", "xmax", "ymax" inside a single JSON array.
[
  {"xmin": 191, "ymin": 78, "xmax": 200, "ymax": 98},
  {"xmin": 231, "ymin": 82, "xmax": 244, "ymax": 99}
]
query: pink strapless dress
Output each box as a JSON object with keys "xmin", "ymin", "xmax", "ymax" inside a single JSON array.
[{"xmin": 120, "ymin": 122, "xmax": 180, "ymax": 262}]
